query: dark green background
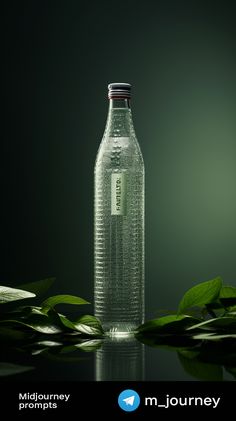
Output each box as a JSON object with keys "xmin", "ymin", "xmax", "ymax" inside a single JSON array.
[{"xmin": 2, "ymin": 0, "xmax": 236, "ymax": 320}]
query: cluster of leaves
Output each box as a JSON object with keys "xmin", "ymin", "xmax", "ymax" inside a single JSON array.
[
  {"xmin": 1, "ymin": 276, "xmax": 236, "ymax": 380},
  {"xmin": 0, "ymin": 278, "xmax": 103, "ymax": 375},
  {"xmin": 136, "ymin": 276, "xmax": 236, "ymax": 380}
]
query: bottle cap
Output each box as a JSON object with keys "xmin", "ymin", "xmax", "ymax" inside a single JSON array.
[{"xmin": 108, "ymin": 83, "xmax": 131, "ymax": 99}]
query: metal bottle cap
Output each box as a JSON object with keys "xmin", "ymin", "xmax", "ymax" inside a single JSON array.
[{"xmin": 108, "ymin": 83, "xmax": 131, "ymax": 99}]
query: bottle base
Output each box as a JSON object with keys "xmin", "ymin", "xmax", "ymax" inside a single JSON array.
[{"xmin": 102, "ymin": 322, "xmax": 139, "ymax": 338}]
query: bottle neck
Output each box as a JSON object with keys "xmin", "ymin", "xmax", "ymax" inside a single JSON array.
[
  {"xmin": 105, "ymin": 98, "xmax": 134, "ymax": 137},
  {"xmin": 109, "ymin": 98, "xmax": 130, "ymax": 110}
]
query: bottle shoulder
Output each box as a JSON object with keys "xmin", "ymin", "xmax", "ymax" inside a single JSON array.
[{"xmin": 95, "ymin": 135, "xmax": 144, "ymax": 171}]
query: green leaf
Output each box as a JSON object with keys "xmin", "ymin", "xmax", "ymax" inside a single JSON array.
[
  {"xmin": 60, "ymin": 340, "xmax": 102, "ymax": 353},
  {"xmin": 57, "ymin": 314, "xmax": 77, "ymax": 331},
  {"xmin": 30, "ymin": 341, "xmax": 63, "ymax": 355},
  {"xmin": 34, "ymin": 340, "xmax": 63, "ymax": 347},
  {"xmin": 219, "ymin": 285, "xmax": 236, "ymax": 308},
  {"xmin": 58, "ymin": 314, "xmax": 104, "ymax": 336},
  {"xmin": 201, "ymin": 285, "xmax": 236, "ymax": 314},
  {"xmin": 0, "ymin": 362, "xmax": 34, "ymax": 376},
  {"xmin": 0, "ymin": 314, "xmax": 62, "ymax": 334},
  {"xmin": 74, "ymin": 315, "xmax": 104, "ymax": 335},
  {"xmin": 220, "ymin": 285, "xmax": 236, "ymax": 298},
  {"xmin": 41, "ymin": 294, "xmax": 89, "ymax": 312},
  {"xmin": 187, "ymin": 317, "xmax": 236, "ymax": 331},
  {"xmin": 31, "ymin": 348, "xmax": 50, "ymax": 356},
  {"xmin": 137, "ymin": 315, "xmax": 198, "ymax": 334},
  {"xmin": 19, "ymin": 278, "xmax": 56, "ymax": 296},
  {"xmin": 0, "ymin": 286, "xmax": 35, "ymax": 304},
  {"xmin": 72, "ymin": 339, "xmax": 102, "ymax": 352},
  {"xmin": 227, "ymin": 309, "xmax": 236, "ymax": 316},
  {"xmin": 193, "ymin": 332, "xmax": 236, "ymax": 340},
  {"xmin": 17, "ymin": 306, "xmax": 47, "ymax": 316},
  {"xmin": 178, "ymin": 352, "xmax": 223, "ymax": 381},
  {"xmin": 72, "ymin": 323, "xmax": 99, "ymax": 336},
  {"xmin": 178, "ymin": 277, "xmax": 222, "ymax": 314},
  {"xmin": 48, "ymin": 312, "xmax": 102, "ymax": 336}
]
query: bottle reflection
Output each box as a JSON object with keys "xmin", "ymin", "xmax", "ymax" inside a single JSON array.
[{"xmin": 95, "ymin": 334, "xmax": 145, "ymax": 381}]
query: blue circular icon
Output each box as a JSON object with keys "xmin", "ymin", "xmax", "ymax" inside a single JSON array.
[{"xmin": 118, "ymin": 389, "xmax": 140, "ymax": 412}]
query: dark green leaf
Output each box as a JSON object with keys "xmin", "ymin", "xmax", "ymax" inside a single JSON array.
[
  {"xmin": 0, "ymin": 286, "xmax": 35, "ymax": 304},
  {"xmin": 187, "ymin": 317, "xmax": 236, "ymax": 331},
  {"xmin": 203, "ymin": 285, "xmax": 236, "ymax": 314},
  {"xmin": 203, "ymin": 302, "xmax": 224, "ymax": 311},
  {"xmin": 203, "ymin": 303, "xmax": 225, "ymax": 319},
  {"xmin": 0, "ymin": 362, "xmax": 34, "ymax": 376},
  {"xmin": 57, "ymin": 314, "xmax": 77, "ymax": 331},
  {"xmin": 177, "ymin": 349, "xmax": 200, "ymax": 359},
  {"xmin": 220, "ymin": 297, "xmax": 236, "ymax": 307},
  {"xmin": 0, "ymin": 314, "xmax": 62, "ymax": 334},
  {"xmin": 0, "ymin": 326, "xmax": 29, "ymax": 342},
  {"xmin": 136, "ymin": 332, "xmax": 199, "ymax": 348},
  {"xmin": 178, "ymin": 277, "xmax": 222, "ymax": 314},
  {"xmin": 41, "ymin": 295, "xmax": 89, "ymax": 311},
  {"xmin": 178, "ymin": 352, "xmax": 223, "ymax": 380},
  {"xmin": 137, "ymin": 315, "xmax": 199, "ymax": 334},
  {"xmin": 19, "ymin": 278, "xmax": 56, "ymax": 296}
]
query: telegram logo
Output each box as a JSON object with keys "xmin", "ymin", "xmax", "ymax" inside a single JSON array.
[{"xmin": 118, "ymin": 389, "xmax": 140, "ymax": 412}]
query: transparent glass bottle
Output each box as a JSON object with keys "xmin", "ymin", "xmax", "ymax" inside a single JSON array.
[{"xmin": 94, "ymin": 83, "xmax": 144, "ymax": 335}]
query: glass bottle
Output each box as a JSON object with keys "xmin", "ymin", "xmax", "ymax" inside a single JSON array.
[{"xmin": 94, "ymin": 83, "xmax": 144, "ymax": 335}]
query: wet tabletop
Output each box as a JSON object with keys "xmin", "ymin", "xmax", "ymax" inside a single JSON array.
[{"xmin": 1, "ymin": 335, "xmax": 235, "ymax": 382}]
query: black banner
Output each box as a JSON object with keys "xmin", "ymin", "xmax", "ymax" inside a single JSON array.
[{"xmin": 1, "ymin": 381, "xmax": 234, "ymax": 417}]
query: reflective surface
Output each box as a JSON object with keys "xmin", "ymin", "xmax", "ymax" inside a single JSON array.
[
  {"xmin": 0, "ymin": 337, "xmax": 235, "ymax": 382},
  {"xmin": 95, "ymin": 335, "xmax": 144, "ymax": 381}
]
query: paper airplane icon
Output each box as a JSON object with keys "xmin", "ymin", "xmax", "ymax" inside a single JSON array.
[{"xmin": 123, "ymin": 396, "xmax": 135, "ymax": 406}]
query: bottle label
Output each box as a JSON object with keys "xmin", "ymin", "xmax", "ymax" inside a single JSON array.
[{"xmin": 111, "ymin": 173, "xmax": 127, "ymax": 215}]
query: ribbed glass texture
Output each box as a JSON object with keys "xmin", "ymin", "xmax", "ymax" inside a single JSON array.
[{"xmin": 94, "ymin": 98, "xmax": 144, "ymax": 334}]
